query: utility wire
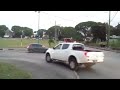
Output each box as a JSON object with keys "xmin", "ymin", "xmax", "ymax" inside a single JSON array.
[
  {"xmin": 110, "ymin": 11, "xmax": 118, "ymax": 22},
  {"xmin": 41, "ymin": 11, "xmax": 78, "ymax": 23}
]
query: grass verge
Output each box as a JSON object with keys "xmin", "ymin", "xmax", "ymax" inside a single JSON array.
[
  {"xmin": 0, "ymin": 62, "xmax": 31, "ymax": 79},
  {"xmin": 0, "ymin": 38, "xmax": 58, "ymax": 48}
]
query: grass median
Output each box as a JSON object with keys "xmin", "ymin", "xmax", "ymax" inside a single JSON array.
[
  {"xmin": 0, "ymin": 62, "xmax": 31, "ymax": 79},
  {"xmin": 0, "ymin": 38, "xmax": 57, "ymax": 48}
]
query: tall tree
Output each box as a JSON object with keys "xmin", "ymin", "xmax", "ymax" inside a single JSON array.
[
  {"xmin": 113, "ymin": 23, "xmax": 120, "ymax": 36},
  {"xmin": 11, "ymin": 26, "xmax": 22, "ymax": 38},
  {"xmin": 75, "ymin": 21, "xmax": 99, "ymax": 37},
  {"xmin": 91, "ymin": 25, "xmax": 106, "ymax": 42},
  {"xmin": 46, "ymin": 25, "xmax": 61, "ymax": 39},
  {"xmin": 37, "ymin": 29, "xmax": 47, "ymax": 38},
  {"xmin": 46, "ymin": 26, "xmax": 83, "ymax": 41},
  {"xmin": 0, "ymin": 25, "xmax": 9, "ymax": 37},
  {"xmin": 11, "ymin": 26, "xmax": 33, "ymax": 38},
  {"xmin": 22, "ymin": 27, "xmax": 33, "ymax": 37}
]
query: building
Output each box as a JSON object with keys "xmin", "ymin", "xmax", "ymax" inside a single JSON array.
[{"xmin": 4, "ymin": 29, "xmax": 14, "ymax": 38}]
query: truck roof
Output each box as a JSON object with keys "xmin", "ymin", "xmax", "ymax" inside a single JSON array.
[{"xmin": 59, "ymin": 42, "xmax": 84, "ymax": 45}]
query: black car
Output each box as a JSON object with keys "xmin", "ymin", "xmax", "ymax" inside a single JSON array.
[{"xmin": 27, "ymin": 43, "xmax": 48, "ymax": 53}]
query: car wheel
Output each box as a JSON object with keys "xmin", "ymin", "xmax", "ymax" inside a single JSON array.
[
  {"xmin": 28, "ymin": 49, "xmax": 33, "ymax": 53},
  {"xmin": 43, "ymin": 50, "xmax": 46, "ymax": 53},
  {"xmin": 69, "ymin": 58, "xmax": 78, "ymax": 70},
  {"xmin": 46, "ymin": 53, "xmax": 53, "ymax": 63}
]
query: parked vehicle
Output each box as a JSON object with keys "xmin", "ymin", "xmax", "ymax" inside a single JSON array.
[
  {"xmin": 45, "ymin": 42, "xmax": 104, "ymax": 70},
  {"xmin": 27, "ymin": 43, "xmax": 48, "ymax": 53}
]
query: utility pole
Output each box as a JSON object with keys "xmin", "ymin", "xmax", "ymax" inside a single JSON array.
[
  {"xmin": 37, "ymin": 11, "xmax": 40, "ymax": 44},
  {"xmin": 55, "ymin": 21, "xmax": 57, "ymax": 43},
  {"xmin": 107, "ymin": 11, "xmax": 111, "ymax": 47}
]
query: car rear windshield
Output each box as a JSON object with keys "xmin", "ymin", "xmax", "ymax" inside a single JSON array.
[{"xmin": 72, "ymin": 44, "xmax": 84, "ymax": 50}]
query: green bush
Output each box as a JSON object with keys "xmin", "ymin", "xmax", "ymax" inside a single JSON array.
[{"xmin": 48, "ymin": 39, "xmax": 55, "ymax": 47}]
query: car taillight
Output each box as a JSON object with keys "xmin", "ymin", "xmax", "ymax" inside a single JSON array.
[
  {"xmin": 27, "ymin": 46, "xmax": 29, "ymax": 49},
  {"xmin": 27, "ymin": 45, "xmax": 32, "ymax": 49},
  {"xmin": 84, "ymin": 52, "xmax": 89, "ymax": 57}
]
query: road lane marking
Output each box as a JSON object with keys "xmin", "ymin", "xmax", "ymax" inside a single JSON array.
[{"xmin": 74, "ymin": 71, "xmax": 80, "ymax": 79}]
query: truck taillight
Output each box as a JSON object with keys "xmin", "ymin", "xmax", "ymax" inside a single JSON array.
[{"xmin": 84, "ymin": 52, "xmax": 89, "ymax": 57}]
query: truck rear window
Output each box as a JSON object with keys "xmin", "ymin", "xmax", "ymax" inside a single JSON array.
[{"xmin": 72, "ymin": 44, "xmax": 84, "ymax": 50}]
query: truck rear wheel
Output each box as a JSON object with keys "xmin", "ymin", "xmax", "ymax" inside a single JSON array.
[{"xmin": 69, "ymin": 57, "xmax": 78, "ymax": 71}]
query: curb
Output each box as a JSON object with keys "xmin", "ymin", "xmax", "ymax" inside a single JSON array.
[
  {"xmin": 0, "ymin": 48, "xmax": 14, "ymax": 50},
  {"xmin": 8, "ymin": 49, "xmax": 14, "ymax": 50}
]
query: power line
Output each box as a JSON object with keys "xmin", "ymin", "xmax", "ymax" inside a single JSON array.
[
  {"xmin": 110, "ymin": 11, "xmax": 118, "ymax": 22},
  {"xmin": 41, "ymin": 11, "xmax": 78, "ymax": 23}
]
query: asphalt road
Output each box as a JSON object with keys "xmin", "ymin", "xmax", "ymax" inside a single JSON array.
[
  {"xmin": 0, "ymin": 49, "xmax": 75, "ymax": 79},
  {"xmin": 0, "ymin": 47, "xmax": 120, "ymax": 79},
  {"xmin": 78, "ymin": 47, "xmax": 120, "ymax": 79}
]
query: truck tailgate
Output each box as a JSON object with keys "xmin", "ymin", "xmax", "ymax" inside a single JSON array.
[{"xmin": 87, "ymin": 52, "xmax": 104, "ymax": 62}]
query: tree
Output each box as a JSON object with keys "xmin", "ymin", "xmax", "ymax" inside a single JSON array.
[
  {"xmin": 11, "ymin": 26, "xmax": 33, "ymax": 38},
  {"xmin": 11, "ymin": 26, "xmax": 22, "ymax": 38},
  {"xmin": 46, "ymin": 25, "xmax": 61, "ymax": 39},
  {"xmin": 61, "ymin": 27, "xmax": 82, "ymax": 40},
  {"xmin": 46, "ymin": 26, "xmax": 83, "ymax": 41},
  {"xmin": 22, "ymin": 27, "xmax": 33, "ymax": 37},
  {"xmin": 0, "ymin": 25, "xmax": 9, "ymax": 37},
  {"xmin": 37, "ymin": 29, "xmax": 47, "ymax": 38},
  {"xmin": 112, "ymin": 24, "xmax": 120, "ymax": 36},
  {"xmin": 91, "ymin": 25, "xmax": 106, "ymax": 42},
  {"xmin": 75, "ymin": 21, "xmax": 104, "ymax": 41}
]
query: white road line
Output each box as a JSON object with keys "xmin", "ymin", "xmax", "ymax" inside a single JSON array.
[{"xmin": 74, "ymin": 71, "xmax": 80, "ymax": 79}]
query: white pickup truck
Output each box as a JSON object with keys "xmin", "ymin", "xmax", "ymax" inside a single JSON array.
[{"xmin": 45, "ymin": 42, "xmax": 104, "ymax": 70}]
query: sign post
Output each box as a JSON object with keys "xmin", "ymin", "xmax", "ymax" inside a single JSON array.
[{"xmin": 21, "ymin": 30, "xmax": 23, "ymax": 47}]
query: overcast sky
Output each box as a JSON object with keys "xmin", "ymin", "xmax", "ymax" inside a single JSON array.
[{"xmin": 0, "ymin": 11, "xmax": 119, "ymax": 31}]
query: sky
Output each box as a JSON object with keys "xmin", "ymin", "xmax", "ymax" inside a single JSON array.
[{"xmin": 0, "ymin": 11, "xmax": 119, "ymax": 31}]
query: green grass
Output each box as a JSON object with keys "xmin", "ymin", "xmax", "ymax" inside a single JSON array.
[
  {"xmin": 85, "ymin": 39, "xmax": 120, "ymax": 48},
  {"xmin": 0, "ymin": 38, "xmax": 58, "ymax": 48},
  {"xmin": 109, "ymin": 39, "xmax": 120, "ymax": 48},
  {"xmin": 0, "ymin": 62, "xmax": 31, "ymax": 79}
]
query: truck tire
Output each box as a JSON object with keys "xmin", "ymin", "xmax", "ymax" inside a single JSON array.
[
  {"xmin": 84, "ymin": 63, "xmax": 95, "ymax": 68},
  {"xmin": 46, "ymin": 53, "xmax": 53, "ymax": 63},
  {"xmin": 69, "ymin": 57, "xmax": 78, "ymax": 71}
]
